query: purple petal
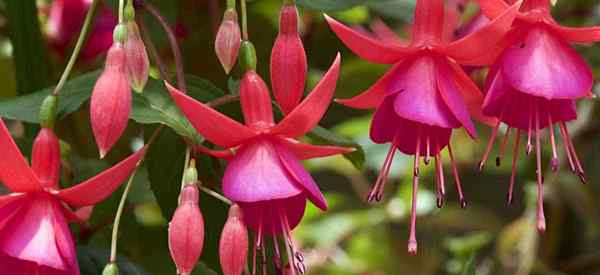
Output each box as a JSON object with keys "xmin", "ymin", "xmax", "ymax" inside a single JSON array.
[{"xmin": 436, "ymin": 60, "xmax": 477, "ymax": 138}]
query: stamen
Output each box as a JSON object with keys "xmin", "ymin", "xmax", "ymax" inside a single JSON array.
[
  {"xmin": 435, "ymin": 152, "xmax": 445, "ymax": 208},
  {"xmin": 448, "ymin": 143, "xmax": 467, "ymax": 208},
  {"xmin": 273, "ymin": 236, "xmax": 282, "ymax": 272},
  {"xmin": 281, "ymin": 209, "xmax": 306, "ymax": 274},
  {"xmin": 535, "ymin": 106, "xmax": 546, "ymax": 232},
  {"xmin": 559, "ymin": 122, "xmax": 576, "ymax": 172},
  {"xmin": 497, "ymin": 127, "xmax": 512, "ymax": 166},
  {"xmin": 408, "ymin": 132, "xmax": 421, "ymax": 255},
  {"xmin": 479, "ymin": 121, "xmax": 501, "ymax": 171},
  {"xmin": 279, "ymin": 209, "xmax": 297, "ymax": 275},
  {"xmin": 424, "ymin": 135, "xmax": 431, "ymax": 165},
  {"xmin": 252, "ymin": 234, "xmax": 258, "ymax": 275},
  {"xmin": 527, "ymin": 102, "xmax": 533, "ymax": 155},
  {"xmin": 547, "ymin": 114, "xmax": 558, "ymax": 172},
  {"xmin": 368, "ymin": 137, "xmax": 398, "ymax": 202},
  {"xmin": 508, "ymin": 129, "xmax": 521, "ymax": 205},
  {"xmin": 560, "ymin": 122, "xmax": 587, "ymax": 184},
  {"xmin": 261, "ymin": 244, "xmax": 267, "ymax": 275}
]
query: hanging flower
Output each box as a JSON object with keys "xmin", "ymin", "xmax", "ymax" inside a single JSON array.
[
  {"xmin": 219, "ymin": 204, "xmax": 248, "ymax": 275},
  {"xmin": 325, "ymin": 0, "xmax": 521, "ymax": 254},
  {"xmin": 124, "ymin": 20, "xmax": 150, "ymax": 93},
  {"xmin": 0, "ymin": 118, "xmax": 145, "ymax": 274},
  {"xmin": 478, "ymin": 0, "xmax": 599, "ymax": 232},
  {"xmin": 167, "ymin": 50, "xmax": 350, "ymax": 273}
]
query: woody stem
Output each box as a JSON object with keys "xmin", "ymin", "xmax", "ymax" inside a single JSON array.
[{"xmin": 52, "ymin": 0, "xmax": 100, "ymax": 96}]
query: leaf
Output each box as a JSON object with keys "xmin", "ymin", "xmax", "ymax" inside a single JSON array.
[
  {"xmin": 307, "ymin": 125, "xmax": 366, "ymax": 170},
  {"xmin": 297, "ymin": 0, "xmax": 367, "ymax": 12},
  {"xmin": 461, "ymin": 253, "xmax": 477, "ymax": 275},
  {"xmin": 0, "ymin": 71, "xmax": 101, "ymax": 123},
  {"xmin": 5, "ymin": 0, "xmax": 49, "ymax": 95},
  {"xmin": 144, "ymin": 126, "xmax": 187, "ymax": 219},
  {"xmin": 367, "ymin": 0, "xmax": 416, "ymax": 21},
  {"xmin": 77, "ymin": 245, "xmax": 150, "ymax": 275}
]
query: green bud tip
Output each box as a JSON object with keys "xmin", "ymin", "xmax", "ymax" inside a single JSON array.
[
  {"xmin": 113, "ymin": 24, "xmax": 127, "ymax": 43},
  {"xmin": 124, "ymin": 1, "xmax": 136, "ymax": 21},
  {"xmin": 184, "ymin": 159, "xmax": 198, "ymax": 185},
  {"xmin": 102, "ymin": 263, "xmax": 119, "ymax": 275},
  {"xmin": 239, "ymin": 40, "xmax": 257, "ymax": 72},
  {"xmin": 40, "ymin": 95, "xmax": 59, "ymax": 129}
]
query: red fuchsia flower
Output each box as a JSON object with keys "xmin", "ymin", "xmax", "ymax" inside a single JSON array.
[
  {"xmin": 91, "ymin": 28, "xmax": 132, "ymax": 158},
  {"xmin": 270, "ymin": 3, "xmax": 308, "ymax": 115},
  {"xmin": 477, "ymin": 0, "xmax": 599, "ymax": 232},
  {"xmin": 215, "ymin": 9, "xmax": 242, "ymax": 74},
  {"xmin": 124, "ymin": 21, "xmax": 150, "ymax": 93},
  {"xmin": 0, "ymin": 118, "xmax": 145, "ymax": 274},
  {"xmin": 46, "ymin": 0, "xmax": 117, "ymax": 62},
  {"xmin": 168, "ymin": 52, "xmax": 349, "ymax": 273},
  {"xmin": 168, "ymin": 183, "xmax": 205, "ymax": 275},
  {"xmin": 219, "ymin": 204, "xmax": 249, "ymax": 275},
  {"xmin": 326, "ymin": 0, "xmax": 521, "ymax": 254}
]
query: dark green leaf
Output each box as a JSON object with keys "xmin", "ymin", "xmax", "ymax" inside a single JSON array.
[
  {"xmin": 367, "ymin": 0, "xmax": 415, "ymax": 21},
  {"xmin": 5, "ymin": 0, "xmax": 49, "ymax": 95},
  {"xmin": 307, "ymin": 126, "xmax": 365, "ymax": 170},
  {"xmin": 297, "ymin": 0, "xmax": 367, "ymax": 12},
  {"xmin": 0, "ymin": 71, "xmax": 100, "ymax": 123}
]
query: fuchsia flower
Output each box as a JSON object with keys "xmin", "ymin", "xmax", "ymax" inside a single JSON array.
[
  {"xmin": 215, "ymin": 9, "xmax": 242, "ymax": 74},
  {"xmin": 168, "ymin": 53, "xmax": 350, "ymax": 273},
  {"xmin": 90, "ymin": 38, "xmax": 132, "ymax": 158},
  {"xmin": 270, "ymin": 4, "xmax": 308, "ymax": 115},
  {"xmin": 326, "ymin": 0, "xmax": 521, "ymax": 254},
  {"xmin": 219, "ymin": 204, "xmax": 248, "ymax": 275},
  {"xmin": 0, "ymin": 119, "xmax": 145, "ymax": 274},
  {"xmin": 478, "ymin": 0, "xmax": 599, "ymax": 232},
  {"xmin": 124, "ymin": 21, "xmax": 150, "ymax": 93}
]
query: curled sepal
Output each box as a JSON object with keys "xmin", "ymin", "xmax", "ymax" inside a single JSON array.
[
  {"xmin": 270, "ymin": 4, "xmax": 307, "ymax": 115},
  {"xmin": 219, "ymin": 204, "xmax": 249, "ymax": 275},
  {"xmin": 91, "ymin": 43, "xmax": 132, "ymax": 158},
  {"xmin": 124, "ymin": 21, "xmax": 150, "ymax": 93},
  {"xmin": 168, "ymin": 184, "xmax": 205, "ymax": 275},
  {"xmin": 215, "ymin": 9, "xmax": 242, "ymax": 74},
  {"xmin": 31, "ymin": 128, "xmax": 61, "ymax": 189},
  {"xmin": 102, "ymin": 263, "xmax": 119, "ymax": 275}
]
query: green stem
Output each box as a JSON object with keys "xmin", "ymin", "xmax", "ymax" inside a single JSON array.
[
  {"xmin": 199, "ymin": 186, "xmax": 232, "ymax": 205},
  {"xmin": 227, "ymin": 0, "xmax": 236, "ymax": 9},
  {"xmin": 52, "ymin": 0, "xmax": 100, "ymax": 96},
  {"xmin": 109, "ymin": 168, "xmax": 138, "ymax": 262},
  {"xmin": 240, "ymin": 0, "xmax": 248, "ymax": 40},
  {"xmin": 119, "ymin": 0, "xmax": 125, "ymax": 23}
]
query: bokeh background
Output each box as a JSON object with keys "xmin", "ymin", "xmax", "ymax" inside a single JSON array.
[{"xmin": 0, "ymin": 0, "xmax": 600, "ymax": 274}]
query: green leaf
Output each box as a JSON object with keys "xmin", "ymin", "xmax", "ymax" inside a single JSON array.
[
  {"xmin": 77, "ymin": 245, "xmax": 150, "ymax": 275},
  {"xmin": 0, "ymin": 71, "xmax": 101, "ymax": 123},
  {"xmin": 297, "ymin": 0, "xmax": 367, "ymax": 12},
  {"xmin": 5, "ymin": 0, "xmax": 49, "ymax": 95},
  {"xmin": 367, "ymin": 0, "xmax": 415, "ymax": 21},
  {"xmin": 144, "ymin": 126, "xmax": 187, "ymax": 219},
  {"xmin": 461, "ymin": 253, "xmax": 477, "ymax": 275},
  {"xmin": 307, "ymin": 126, "xmax": 365, "ymax": 170}
]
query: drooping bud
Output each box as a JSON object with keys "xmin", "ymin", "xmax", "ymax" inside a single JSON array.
[
  {"xmin": 90, "ymin": 37, "xmax": 132, "ymax": 158},
  {"xmin": 31, "ymin": 128, "xmax": 61, "ymax": 189},
  {"xmin": 270, "ymin": 4, "xmax": 307, "ymax": 115},
  {"xmin": 219, "ymin": 205, "xmax": 248, "ymax": 275},
  {"xmin": 215, "ymin": 9, "xmax": 242, "ymax": 74},
  {"xmin": 102, "ymin": 263, "xmax": 119, "ymax": 275},
  {"xmin": 124, "ymin": 21, "xmax": 150, "ymax": 93},
  {"xmin": 240, "ymin": 71, "xmax": 274, "ymax": 128},
  {"xmin": 168, "ymin": 184, "xmax": 204, "ymax": 275},
  {"xmin": 239, "ymin": 41, "xmax": 257, "ymax": 72}
]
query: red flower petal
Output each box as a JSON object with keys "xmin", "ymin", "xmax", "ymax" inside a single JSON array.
[
  {"xmin": 279, "ymin": 138, "xmax": 355, "ymax": 160},
  {"xmin": 56, "ymin": 147, "xmax": 146, "ymax": 208},
  {"xmin": 412, "ymin": 0, "xmax": 445, "ymax": 45},
  {"xmin": 0, "ymin": 119, "xmax": 41, "ymax": 192},
  {"xmin": 324, "ymin": 15, "xmax": 413, "ymax": 64},
  {"xmin": 167, "ymin": 82, "xmax": 258, "ymax": 148},
  {"xmin": 270, "ymin": 54, "xmax": 341, "ymax": 138},
  {"xmin": 553, "ymin": 25, "xmax": 600, "ymax": 44},
  {"xmin": 445, "ymin": 0, "xmax": 521, "ymax": 66}
]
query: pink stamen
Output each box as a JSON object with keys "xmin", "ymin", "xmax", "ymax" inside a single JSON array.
[
  {"xmin": 252, "ymin": 234, "xmax": 258, "ymax": 275},
  {"xmin": 261, "ymin": 244, "xmax": 267, "ymax": 275},
  {"xmin": 273, "ymin": 236, "xmax": 282, "ymax": 271},
  {"xmin": 560, "ymin": 122, "xmax": 587, "ymax": 184},
  {"xmin": 497, "ymin": 127, "xmax": 512, "ymax": 166},
  {"xmin": 408, "ymin": 131, "xmax": 421, "ymax": 255},
  {"xmin": 479, "ymin": 121, "xmax": 501, "ymax": 171},
  {"xmin": 279, "ymin": 209, "xmax": 297, "ymax": 275},
  {"xmin": 435, "ymin": 152, "xmax": 445, "ymax": 208},
  {"xmin": 559, "ymin": 122, "xmax": 576, "ymax": 173},
  {"xmin": 424, "ymin": 135, "xmax": 431, "ymax": 165},
  {"xmin": 527, "ymin": 102, "xmax": 533, "ymax": 155},
  {"xmin": 535, "ymin": 106, "xmax": 546, "ymax": 232},
  {"xmin": 448, "ymin": 143, "xmax": 467, "ymax": 208},
  {"xmin": 547, "ymin": 114, "xmax": 558, "ymax": 172},
  {"xmin": 368, "ymin": 135, "xmax": 398, "ymax": 202},
  {"xmin": 508, "ymin": 129, "xmax": 521, "ymax": 205}
]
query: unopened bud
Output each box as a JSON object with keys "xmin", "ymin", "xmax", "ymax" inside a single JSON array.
[
  {"xmin": 32, "ymin": 128, "xmax": 61, "ymax": 189},
  {"xmin": 219, "ymin": 205, "xmax": 248, "ymax": 275},
  {"xmin": 124, "ymin": 21, "xmax": 150, "ymax": 92},
  {"xmin": 215, "ymin": 9, "xmax": 241, "ymax": 74},
  {"xmin": 183, "ymin": 159, "xmax": 198, "ymax": 186},
  {"xmin": 39, "ymin": 95, "xmax": 59, "ymax": 129},
  {"xmin": 169, "ymin": 185, "xmax": 204, "ymax": 275},
  {"xmin": 239, "ymin": 41, "xmax": 257, "ymax": 72},
  {"xmin": 102, "ymin": 263, "xmax": 119, "ymax": 275}
]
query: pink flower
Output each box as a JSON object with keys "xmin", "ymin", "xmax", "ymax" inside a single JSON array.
[
  {"xmin": 0, "ymin": 119, "xmax": 145, "ymax": 274},
  {"xmin": 478, "ymin": 0, "xmax": 598, "ymax": 232},
  {"xmin": 270, "ymin": 4, "xmax": 307, "ymax": 115},
  {"xmin": 90, "ymin": 41, "xmax": 132, "ymax": 158},
  {"xmin": 167, "ymin": 53, "xmax": 350, "ymax": 273},
  {"xmin": 215, "ymin": 9, "xmax": 242, "ymax": 74},
  {"xmin": 168, "ymin": 184, "xmax": 204, "ymax": 275},
  {"xmin": 326, "ymin": 0, "xmax": 521, "ymax": 254},
  {"xmin": 124, "ymin": 21, "xmax": 150, "ymax": 93},
  {"xmin": 219, "ymin": 205, "xmax": 248, "ymax": 275}
]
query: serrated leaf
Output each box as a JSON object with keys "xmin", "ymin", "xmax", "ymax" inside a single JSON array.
[
  {"xmin": 0, "ymin": 71, "xmax": 101, "ymax": 123},
  {"xmin": 297, "ymin": 0, "xmax": 367, "ymax": 12},
  {"xmin": 308, "ymin": 125, "xmax": 365, "ymax": 170}
]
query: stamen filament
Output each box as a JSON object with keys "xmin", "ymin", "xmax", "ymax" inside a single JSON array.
[
  {"xmin": 435, "ymin": 152, "xmax": 445, "ymax": 208},
  {"xmin": 479, "ymin": 121, "xmax": 501, "ymax": 171},
  {"xmin": 368, "ymin": 135, "xmax": 398, "ymax": 202},
  {"xmin": 559, "ymin": 122, "xmax": 576, "ymax": 172},
  {"xmin": 497, "ymin": 127, "xmax": 512, "ymax": 166},
  {"xmin": 527, "ymin": 101, "xmax": 533, "ymax": 155},
  {"xmin": 560, "ymin": 122, "xmax": 587, "ymax": 184},
  {"xmin": 547, "ymin": 114, "xmax": 558, "ymax": 172},
  {"xmin": 508, "ymin": 129, "xmax": 521, "ymax": 205},
  {"xmin": 408, "ymin": 131, "xmax": 421, "ymax": 255},
  {"xmin": 448, "ymin": 144, "xmax": 467, "ymax": 208},
  {"xmin": 424, "ymin": 135, "xmax": 431, "ymax": 165},
  {"xmin": 535, "ymin": 106, "xmax": 546, "ymax": 232}
]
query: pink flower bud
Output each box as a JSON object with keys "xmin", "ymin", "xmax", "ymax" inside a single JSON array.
[
  {"xmin": 270, "ymin": 4, "xmax": 307, "ymax": 115},
  {"xmin": 90, "ymin": 42, "xmax": 131, "ymax": 158},
  {"xmin": 240, "ymin": 71, "xmax": 274, "ymax": 128},
  {"xmin": 168, "ymin": 184, "xmax": 204, "ymax": 275},
  {"xmin": 219, "ymin": 205, "xmax": 248, "ymax": 275},
  {"xmin": 31, "ymin": 128, "xmax": 61, "ymax": 189},
  {"xmin": 215, "ymin": 9, "xmax": 241, "ymax": 74},
  {"xmin": 124, "ymin": 21, "xmax": 150, "ymax": 93}
]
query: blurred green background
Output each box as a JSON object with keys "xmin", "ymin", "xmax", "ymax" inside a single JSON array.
[{"xmin": 1, "ymin": 0, "xmax": 600, "ymax": 274}]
